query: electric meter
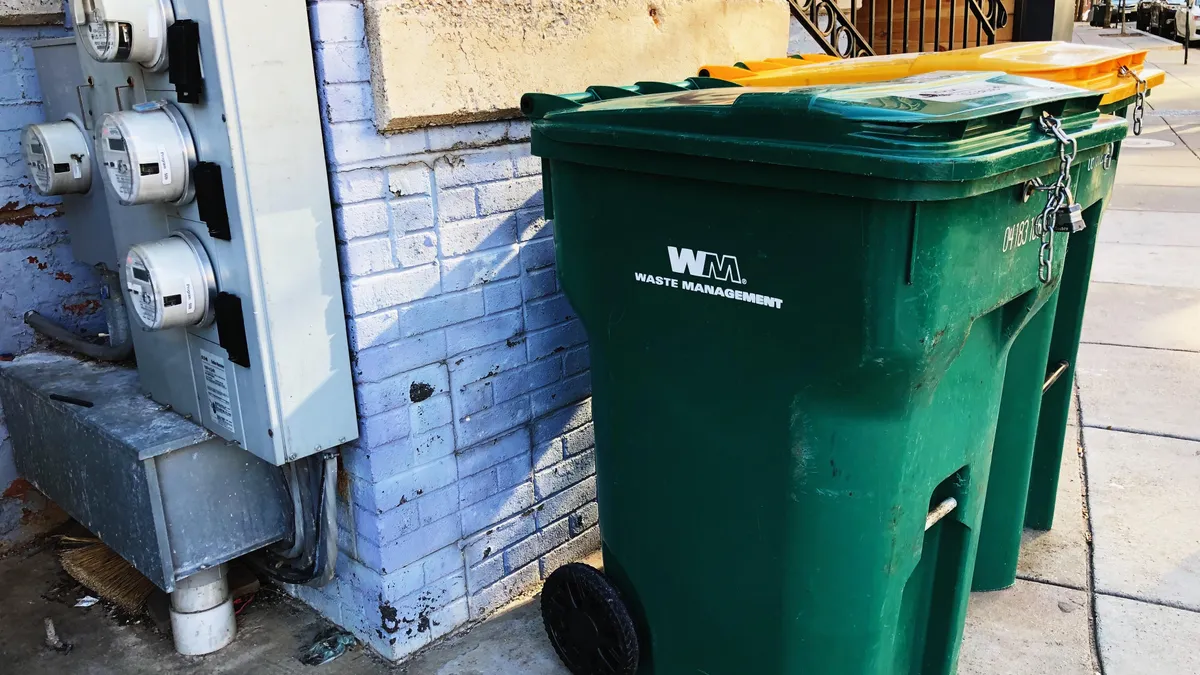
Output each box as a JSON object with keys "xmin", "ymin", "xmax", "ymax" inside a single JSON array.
[
  {"xmin": 99, "ymin": 102, "xmax": 196, "ymax": 206},
  {"xmin": 72, "ymin": 0, "xmax": 174, "ymax": 71},
  {"xmin": 122, "ymin": 230, "xmax": 217, "ymax": 331},
  {"xmin": 21, "ymin": 120, "xmax": 92, "ymax": 196}
]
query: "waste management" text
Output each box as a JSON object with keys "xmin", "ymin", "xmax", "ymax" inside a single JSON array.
[{"xmin": 633, "ymin": 272, "xmax": 784, "ymax": 310}]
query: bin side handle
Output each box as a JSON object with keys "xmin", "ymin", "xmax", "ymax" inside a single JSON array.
[
  {"xmin": 1042, "ymin": 361, "xmax": 1070, "ymax": 393},
  {"xmin": 925, "ymin": 498, "xmax": 959, "ymax": 531}
]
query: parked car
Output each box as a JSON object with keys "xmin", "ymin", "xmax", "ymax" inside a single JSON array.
[
  {"xmin": 1158, "ymin": 0, "xmax": 1181, "ymax": 35},
  {"xmin": 1138, "ymin": 0, "xmax": 1156, "ymax": 28},
  {"xmin": 1177, "ymin": 2, "xmax": 1200, "ymax": 42},
  {"xmin": 1150, "ymin": 0, "xmax": 1185, "ymax": 35},
  {"xmin": 1114, "ymin": 0, "xmax": 1139, "ymax": 22}
]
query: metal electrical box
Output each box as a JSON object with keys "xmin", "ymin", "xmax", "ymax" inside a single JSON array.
[
  {"xmin": 32, "ymin": 1, "xmax": 358, "ymax": 465},
  {"xmin": 0, "ymin": 352, "xmax": 290, "ymax": 592}
]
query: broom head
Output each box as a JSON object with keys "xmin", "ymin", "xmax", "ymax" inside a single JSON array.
[{"xmin": 60, "ymin": 542, "xmax": 156, "ymax": 614}]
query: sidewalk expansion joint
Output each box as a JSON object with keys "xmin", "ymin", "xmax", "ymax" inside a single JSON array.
[
  {"xmin": 1013, "ymin": 575, "xmax": 1089, "ymax": 593},
  {"xmin": 1093, "ymin": 590, "xmax": 1200, "ymax": 616},
  {"xmin": 1164, "ymin": 117, "xmax": 1200, "ymax": 162},
  {"xmin": 1093, "ymin": 241, "xmax": 1200, "ymax": 249},
  {"xmin": 1077, "ymin": 386, "xmax": 1108, "ymax": 675},
  {"xmin": 1089, "ymin": 281, "xmax": 1200, "ymax": 291},
  {"xmin": 1080, "ymin": 424, "xmax": 1200, "ymax": 444},
  {"xmin": 1080, "ymin": 340, "xmax": 1200, "ymax": 354}
]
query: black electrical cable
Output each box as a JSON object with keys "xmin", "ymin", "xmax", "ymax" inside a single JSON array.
[
  {"xmin": 248, "ymin": 451, "xmax": 339, "ymax": 586},
  {"xmin": 24, "ymin": 310, "xmax": 134, "ymax": 362}
]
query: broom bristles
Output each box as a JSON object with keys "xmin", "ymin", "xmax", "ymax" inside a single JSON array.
[{"xmin": 60, "ymin": 543, "xmax": 156, "ymax": 614}]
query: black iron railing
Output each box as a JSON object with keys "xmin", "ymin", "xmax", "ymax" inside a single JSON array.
[{"xmin": 789, "ymin": 0, "xmax": 1010, "ymax": 58}]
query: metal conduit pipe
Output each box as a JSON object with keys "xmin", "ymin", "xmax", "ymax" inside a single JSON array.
[{"xmin": 24, "ymin": 267, "xmax": 133, "ymax": 362}]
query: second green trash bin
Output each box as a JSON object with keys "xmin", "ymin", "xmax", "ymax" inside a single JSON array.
[{"xmin": 525, "ymin": 72, "xmax": 1125, "ymax": 675}]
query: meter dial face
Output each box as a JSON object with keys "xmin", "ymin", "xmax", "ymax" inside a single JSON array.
[
  {"xmin": 22, "ymin": 131, "xmax": 51, "ymax": 189},
  {"xmin": 125, "ymin": 247, "xmax": 163, "ymax": 329},
  {"xmin": 99, "ymin": 118, "xmax": 136, "ymax": 203},
  {"xmin": 83, "ymin": 14, "xmax": 132, "ymax": 62}
]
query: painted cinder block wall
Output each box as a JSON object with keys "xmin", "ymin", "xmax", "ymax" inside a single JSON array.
[
  {"xmin": 297, "ymin": 0, "xmax": 599, "ymax": 660},
  {"xmin": 0, "ymin": 19, "xmax": 102, "ymax": 548}
]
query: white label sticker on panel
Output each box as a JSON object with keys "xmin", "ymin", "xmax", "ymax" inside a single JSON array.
[
  {"xmin": 896, "ymin": 82, "xmax": 1025, "ymax": 103},
  {"xmin": 158, "ymin": 145, "xmax": 172, "ymax": 185},
  {"xmin": 201, "ymin": 350, "xmax": 235, "ymax": 432}
]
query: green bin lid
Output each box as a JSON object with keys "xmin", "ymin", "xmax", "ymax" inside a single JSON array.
[{"xmin": 526, "ymin": 71, "xmax": 1127, "ymax": 184}]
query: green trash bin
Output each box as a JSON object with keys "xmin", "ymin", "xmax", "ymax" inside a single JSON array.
[
  {"xmin": 974, "ymin": 95, "xmax": 1134, "ymax": 593},
  {"xmin": 1019, "ymin": 90, "xmax": 1138, "ymax": 536},
  {"xmin": 523, "ymin": 72, "xmax": 1124, "ymax": 675},
  {"xmin": 973, "ymin": 164, "xmax": 1116, "ymax": 591}
]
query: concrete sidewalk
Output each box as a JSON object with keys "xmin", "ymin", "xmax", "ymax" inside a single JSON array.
[{"xmin": 1073, "ymin": 21, "xmax": 1184, "ymax": 52}]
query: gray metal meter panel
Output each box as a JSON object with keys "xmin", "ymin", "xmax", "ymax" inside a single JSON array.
[
  {"xmin": 43, "ymin": 39, "xmax": 207, "ymax": 422},
  {"xmin": 29, "ymin": 38, "xmax": 118, "ymax": 269},
  {"xmin": 66, "ymin": 0, "xmax": 358, "ymax": 464}
]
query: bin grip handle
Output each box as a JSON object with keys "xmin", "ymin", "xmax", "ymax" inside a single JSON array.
[
  {"xmin": 925, "ymin": 498, "xmax": 959, "ymax": 531},
  {"xmin": 999, "ymin": 288, "xmax": 1041, "ymax": 342}
]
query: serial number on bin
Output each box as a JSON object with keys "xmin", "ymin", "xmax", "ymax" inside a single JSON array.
[{"xmin": 1002, "ymin": 217, "xmax": 1037, "ymax": 253}]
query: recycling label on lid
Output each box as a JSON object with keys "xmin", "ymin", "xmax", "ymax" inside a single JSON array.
[{"xmin": 891, "ymin": 81, "xmax": 1029, "ymax": 103}]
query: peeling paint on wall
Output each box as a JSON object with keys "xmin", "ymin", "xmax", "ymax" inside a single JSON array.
[{"xmin": 0, "ymin": 200, "xmax": 64, "ymax": 226}]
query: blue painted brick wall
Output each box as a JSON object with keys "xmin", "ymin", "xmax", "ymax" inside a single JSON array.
[
  {"xmin": 0, "ymin": 22, "xmax": 101, "ymax": 545},
  {"xmin": 303, "ymin": 0, "xmax": 599, "ymax": 661}
]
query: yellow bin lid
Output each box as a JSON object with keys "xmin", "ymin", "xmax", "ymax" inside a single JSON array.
[
  {"xmin": 699, "ymin": 42, "xmax": 1165, "ymax": 106},
  {"xmin": 700, "ymin": 53, "xmax": 919, "ymax": 86}
]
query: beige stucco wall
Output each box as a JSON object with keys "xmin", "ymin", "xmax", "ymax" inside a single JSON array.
[
  {"xmin": 365, "ymin": 0, "xmax": 791, "ymax": 131},
  {"xmin": 0, "ymin": 0, "xmax": 61, "ymax": 25}
]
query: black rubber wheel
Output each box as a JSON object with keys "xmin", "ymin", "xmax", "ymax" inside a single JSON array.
[{"xmin": 542, "ymin": 563, "xmax": 639, "ymax": 675}]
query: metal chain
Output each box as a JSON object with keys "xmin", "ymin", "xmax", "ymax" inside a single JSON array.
[
  {"xmin": 1119, "ymin": 65, "xmax": 1148, "ymax": 136},
  {"xmin": 1030, "ymin": 112, "xmax": 1078, "ymax": 284}
]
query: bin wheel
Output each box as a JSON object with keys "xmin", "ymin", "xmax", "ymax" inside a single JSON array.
[{"xmin": 542, "ymin": 563, "xmax": 639, "ymax": 675}]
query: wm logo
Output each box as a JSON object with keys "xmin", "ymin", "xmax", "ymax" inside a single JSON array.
[{"xmin": 667, "ymin": 246, "xmax": 744, "ymax": 284}]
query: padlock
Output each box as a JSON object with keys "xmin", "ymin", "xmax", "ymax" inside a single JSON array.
[{"xmin": 1053, "ymin": 202, "xmax": 1086, "ymax": 233}]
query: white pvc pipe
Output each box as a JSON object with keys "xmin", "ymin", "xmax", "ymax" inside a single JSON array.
[{"xmin": 170, "ymin": 564, "xmax": 236, "ymax": 656}]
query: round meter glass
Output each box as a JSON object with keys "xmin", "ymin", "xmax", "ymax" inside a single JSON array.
[
  {"xmin": 122, "ymin": 230, "xmax": 216, "ymax": 331},
  {"xmin": 74, "ymin": 0, "xmax": 173, "ymax": 71},
  {"xmin": 21, "ymin": 120, "xmax": 92, "ymax": 196},
  {"xmin": 98, "ymin": 103, "xmax": 196, "ymax": 206}
]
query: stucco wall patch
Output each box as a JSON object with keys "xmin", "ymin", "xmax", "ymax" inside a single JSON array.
[
  {"xmin": 364, "ymin": 0, "xmax": 790, "ymax": 131},
  {"xmin": 0, "ymin": 0, "xmax": 63, "ymax": 26}
]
